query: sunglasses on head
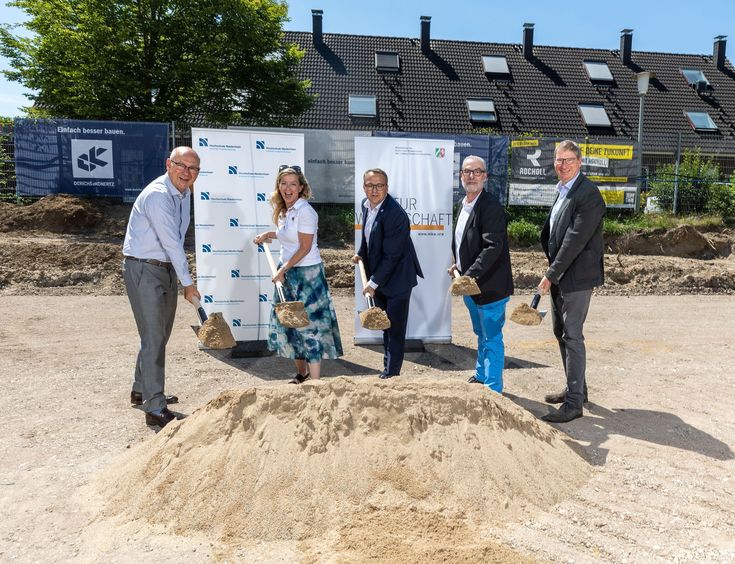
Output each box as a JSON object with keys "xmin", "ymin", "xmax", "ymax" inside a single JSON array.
[{"xmin": 278, "ymin": 164, "xmax": 302, "ymax": 174}]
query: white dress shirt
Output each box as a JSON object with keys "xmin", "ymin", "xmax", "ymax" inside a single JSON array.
[
  {"xmin": 454, "ymin": 193, "xmax": 480, "ymax": 271},
  {"xmin": 122, "ymin": 174, "xmax": 193, "ymax": 287}
]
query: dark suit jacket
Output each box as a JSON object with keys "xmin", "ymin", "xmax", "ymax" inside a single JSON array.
[
  {"xmin": 358, "ymin": 193, "xmax": 423, "ymax": 297},
  {"xmin": 452, "ymin": 190, "xmax": 514, "ymax": 305},
  {"xmin": 541, "ymin": 173, "xmax": 606, "ymax": 293}
]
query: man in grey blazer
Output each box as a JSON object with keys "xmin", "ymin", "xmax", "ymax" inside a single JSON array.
[{"xmin": 538, "ymin": 140, "xmax": 605, "ymax": 423}]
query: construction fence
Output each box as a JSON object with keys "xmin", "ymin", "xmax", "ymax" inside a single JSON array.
[{"xmin": 2, "ymin": 120, "xmax": 735, "ymax": 217}]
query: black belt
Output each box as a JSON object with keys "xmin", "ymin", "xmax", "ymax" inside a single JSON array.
[{"xmin": 124, "ymin": 256, "xmax": 172, "ymax": 268}]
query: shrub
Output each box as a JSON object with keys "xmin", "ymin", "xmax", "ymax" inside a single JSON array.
[
  {"xmin": 707, "ymin": 177, "xmax": 735, "ymax": 221},
  {"xmin": 508, "ymin": 219, "xmax": 540, "ymax": 247},
  {"xmin": 649, "ymin": 149, "xmax": 720, "ymax": 214}
]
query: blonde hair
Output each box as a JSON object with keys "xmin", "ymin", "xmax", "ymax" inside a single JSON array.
[{"xmin": 270, "ymin": 167, "xmax": 313, "ymax": 225}]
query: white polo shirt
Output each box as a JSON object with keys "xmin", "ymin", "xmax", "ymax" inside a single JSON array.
[{"xmin": 276, "ymin": 198, "xmax": 321, "ymax": 266}]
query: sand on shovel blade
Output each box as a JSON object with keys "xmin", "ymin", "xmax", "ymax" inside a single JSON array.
[
  {"xmin": 510, "ymin": 303, "xmax": 542, "ymax": 326},
  {"xmin": 450, "ymin": 276, "xmax": 481, "ymax": 296},
  {"xmin": 359, "ymin": 307, "xmax": 391, "ymax": 330},
  {"xmin": 197, "ymin": 312, "xmax": 237, "ymax": 348},
  {"xmin": 275, "ymin": 301, "xmax": 310, "ymax": 328}
]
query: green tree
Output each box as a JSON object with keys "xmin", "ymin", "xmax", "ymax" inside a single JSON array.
[{"xmin": 0, "ymin": 0, "xmax": 314, "ymax": 124}]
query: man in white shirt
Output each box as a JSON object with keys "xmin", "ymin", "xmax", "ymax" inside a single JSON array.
[{"xmin": 122, "ymin": 147, "xmax": 201, "ymax": 428}]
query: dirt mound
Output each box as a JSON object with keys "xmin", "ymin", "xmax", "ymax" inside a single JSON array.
[
  {"xmin": 321, "ymin": 246, "xmax": 354, "ymax": 288},
  {"xmin": 97, "ymin": 378, "xmax": 589, "ymax": 556},
  {"xmin": 610, "ymin": 225, "xmax": 733, "ymax": 259},
  {"xmin": 0, "ymin": 194, "xmax": 130, "ymax": 236}
]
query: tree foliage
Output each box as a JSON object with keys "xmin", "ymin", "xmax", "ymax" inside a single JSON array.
[
  {"xmin": 648, "ymin": 149, "xmax": 721, "ymax": 214},
  {"xmin": 0, "ymin": 0, "xmax": 314, "ymax": 124}
]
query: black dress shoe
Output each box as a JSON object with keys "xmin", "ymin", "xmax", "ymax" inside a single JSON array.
[
  {"xmin": 130, "ymin": 391, "xmax": 179, "ymax": 406},
  {"xmin": 379, "ymin": 372, "xmax": 398, "ymax": 379},
  {"xmin": 467, "ymin": 376, "xmax": 482, "ymax": 384},
  {"xmin": 145, "ymin": 408, "xmax": 183, "ymax": 428},
  {"xmin": 541, "ymin": 403, "xmax": 583, "ymax": 423},
  {"xmin": 544, "ymin": 389, "xmax": 588, "ymax": 404}
]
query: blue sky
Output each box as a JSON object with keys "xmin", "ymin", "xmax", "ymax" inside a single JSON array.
[{"xmin": 1, "ymin": 0, "xmax": 734, "ymax": 117}]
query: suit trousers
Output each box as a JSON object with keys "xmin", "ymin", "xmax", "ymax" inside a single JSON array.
[
  {"xmin": 373, "ymin": 289, "xmax": 412, "ymax": 376},
  {"xmin": 463, "ymin": 295, "xmax": 509, "ymax": 392},
  {"xmin": 550, "ymin": 286, "xmax": 592, "ymax": 409},
  {"xmin": 123, "ymin": 258, "xmax": 178, "ymax": 413}
]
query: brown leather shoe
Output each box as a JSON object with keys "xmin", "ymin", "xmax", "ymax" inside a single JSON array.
[
  {"xmin": 131, "ymin": 391, "xmax": 179, "ymax": 406},
  {"xmin": 145, "ymin": 408, "xmax": 183, "ymax": 428}
]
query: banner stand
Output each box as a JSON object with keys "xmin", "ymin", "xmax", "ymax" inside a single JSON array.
[
  {"xmin": 354, "ymin": 339, "xmax": 425, "ymax": 353},
  {"xmin": 230, "ymin": 341, "xmax": 273, "ymax": 358}
]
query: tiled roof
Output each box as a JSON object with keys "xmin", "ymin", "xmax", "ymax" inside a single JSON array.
[{"xmin": 284, "ymin": 30, "xmax": 735, "ymax": 154}]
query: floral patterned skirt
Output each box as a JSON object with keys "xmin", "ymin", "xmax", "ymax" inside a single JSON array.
[{"xmin": 268, "ymin": 262, "xmax": 343, "ymax": 362}]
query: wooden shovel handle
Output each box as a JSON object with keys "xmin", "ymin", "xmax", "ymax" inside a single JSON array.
[
  {"xmin": 356, "ymin": 258, "xmax": 376, "ymax": 309},
  {"xmin": 261, "ymin": 241, "xmax": 287, "ymax": 303},
  {"xmin": 452, "ymin": 268, "xmax": 461, "ymax": 279}
]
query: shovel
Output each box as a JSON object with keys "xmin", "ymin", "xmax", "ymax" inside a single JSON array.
[
  {"xmin": 356, "ymin": 258, "xmax": 391, "ymax": 331},
  {"xmin": 262, "ymin": 242, "xmax": 310, "ymax": 329},
  {"xmin": 449, "ymin": 268, "xmax": 481, "ymax": 296},
  {"xmin": 509, "ymin": 292, "xmax": 547, "ymax": 326},
  {"xmin": 191, "ymin": 296, "xmax": 236, "ymax": 349}
]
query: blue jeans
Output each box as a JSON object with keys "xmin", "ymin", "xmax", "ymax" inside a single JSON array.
[{"xmin": 463, "ymin": 296, "xmax": 509, "ymax": 392}]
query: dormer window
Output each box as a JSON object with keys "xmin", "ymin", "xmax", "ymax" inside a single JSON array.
[
  {"xmin": 375, "ymin": 51, "xmax": 400, "ymax": 72},
  {"xmin": 482, "ymin": 55, "xmax": 510, "ymax": 76},
  {"xmin": 348, "ymin": 95, "xmax": 377, "ymax": 117},
  {"xmin": 578, "ymin": 104, "xmax": 612, "ymax": 127},
  {"xmin": 467, "ymin": 99, "xmax": 497, "ymax": 123},
  {"xmin": 681, "ymin": 68, "xmax": 709, "ymax": 86},
  {"xmin": 584, "ymin": 61, "xmax": 614, "ymax": 82}
]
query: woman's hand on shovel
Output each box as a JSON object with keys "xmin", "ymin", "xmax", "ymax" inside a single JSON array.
[
  {"xmin": 253, "ymin": 231, "xmax": 275, "ymax": 245},
  {"xmin": 272, "ymin": 266, "xmax": 287, "ymax": 285}
]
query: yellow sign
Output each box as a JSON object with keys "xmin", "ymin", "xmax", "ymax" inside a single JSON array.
[
  {"xmin": 578, "ymin": 144, "xmax": 634, "ymax": 159},
  {"xmin": 588, "ymin": 176, "xmax": 628, "ymax": 183},
  {"xmin": 511, "ymin": 139, "xmax": 539, "ymax": 148},
  {"xmin": 600, "ymin": 190, "xmax": 626, "ymax": 205}
]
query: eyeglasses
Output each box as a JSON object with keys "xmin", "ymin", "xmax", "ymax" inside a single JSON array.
[
  {"xmin": 170, "ymin": 160, "xmax": 201, "ymax": 174},
  {"xmin": 364, "ymin": 183, "xmax": 387, "ymax": 191},
  {"xmin": 554, "ymin": 157, "xmax": 579, "ymax": 165},
  {"xmin": 460, "ymin": 168, "xmax": 486, "ymax": 177},
  {"xmin": 278, "ymin": 164, "xmax": 302, "ymax": 174}
]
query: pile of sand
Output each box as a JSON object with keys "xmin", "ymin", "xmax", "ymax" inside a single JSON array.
[{"xmin": 97, "ymin": 378, "xmax": 589, "ymax": 558}]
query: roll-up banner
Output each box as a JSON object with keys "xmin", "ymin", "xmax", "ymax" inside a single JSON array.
[
  {"xmin": 354, "ymin": 137, "xmax": 454, "ymax": 345},
  {"xmin": 192, "ymin": 128, "xmax": 304, "ymax": 342},
  {"xmin": 509, "ymin": 138, "xmax": 640, "ymax": 208}
]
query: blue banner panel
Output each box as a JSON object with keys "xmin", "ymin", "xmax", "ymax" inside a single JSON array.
[
  {"xmin": 373, "ymin": 132, "xmax": 509, "ymax": 204},
  {"xmin": 13, "ymin": 119, "xmax": 169, "ymax": 199}
]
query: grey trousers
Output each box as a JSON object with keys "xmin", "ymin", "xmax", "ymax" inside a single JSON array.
[
  {"xmin": 123, "ymin": 258, "xmax": 178, "ymax": 413},
  {"xmin": 550, "ymin": 286, "xmax": 593, "ymax": 409}
]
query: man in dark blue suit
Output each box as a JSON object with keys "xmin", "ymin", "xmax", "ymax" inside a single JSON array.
[{"xmin": 353, "ymin": 168, "xmax": 423, "ymax": 379}]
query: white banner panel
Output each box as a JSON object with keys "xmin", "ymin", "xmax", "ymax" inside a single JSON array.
[
  {"xmin": 354, "ymin": 137, "xmax": 455, "ymax": 344},
  {"xmin": 192, "ymin": 128, "xmax": 304, "ymax": 342}
]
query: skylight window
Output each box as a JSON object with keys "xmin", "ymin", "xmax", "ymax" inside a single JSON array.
[
  {"xmin": 348, "ymin": 95, "xmax": 377, "ymax": 117},
  {"xmin": 584, "ymin": 61, "xmax": 614, "ymax": 82},
  {"xmin": 681, "ymin": 68, "xmax": 709, "ymax": 86},
  {"xmin": 467, "ymin": 99, "xmax": 497, "ymax": 123},
  {"xmin": 578, "ymin": 104, "xmax": 612, "ymax": 127},
  {"xmin": 482, "ymin": 55, "xmax": 510, "ymax": 76},
  {"xmin": 375, "ymin": 51, "xmax": 400, "ymax": 72},
  {"xmin": 685, "ymin": 111, "xmax": 718, "ymax": 131}
]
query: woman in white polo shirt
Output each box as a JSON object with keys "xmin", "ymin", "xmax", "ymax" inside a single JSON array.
[{"xmin": 253, "ymin": 165, "xmax": 343, "ymax": 383}]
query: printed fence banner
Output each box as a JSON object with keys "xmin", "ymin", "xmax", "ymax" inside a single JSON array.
[
  {"xmin": 230, "ymin": 126, "xmax": 371, "ymax": 203},
  {"xmin": 192, "ymin": 128, "xmax": 304, "ymax": 342},
  {"xmin": 354, "ymin": 136, "xmax": 455, "ymax": 344},
  {"xmin": 509, "ymin": 138, "xmax": 640, "ymax": 208},
  {"xmin": 13, "ymin": 118, "xmax": 168, "ymax": 199},
  {"xmin": 375, "ymin": 131, "xmax": 509, "ymax": 204}
]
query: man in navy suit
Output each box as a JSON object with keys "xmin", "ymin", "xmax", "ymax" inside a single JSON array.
[
  {"xmin": 449, "ymin": 155, "xmax": 514, "ymax": 392},
  {"xmin": 353, "ymin": 168, "xmax": 423, "ymax": 378},
  {"xmin": 538, "ymin": 140, "xmax": 606, "ymax": 423}
]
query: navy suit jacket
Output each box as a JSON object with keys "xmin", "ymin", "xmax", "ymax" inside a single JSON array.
[
  {"xmin": 452, "ymin": 190, "xmax": 514, "ymax": 305},
  {"xmin": 358, "ymin": 193, "xmax": 423, "ymax": 297},
  {"xmin": 541, "ymin": 173, "xmax": 606, "ymax": 292}
]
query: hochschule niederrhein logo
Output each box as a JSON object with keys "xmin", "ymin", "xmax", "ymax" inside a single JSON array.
[
  {"xmin": 72, "ymin": 139, "xmax": 114, "ymax": 178},
  {"xmin": 198, "ymin": 138, "xmax": 208, "ymax": 147},
  {"xmin": 257, "ymin": 193, "xmax": 266, "ymax": 202},
  {"xmin": 256, "ymin": 140, "xmax": 265, "ymax": 150},
  {"xmin": 228, "ymin": 165, "xmax": 238, "ymax": 175}
]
